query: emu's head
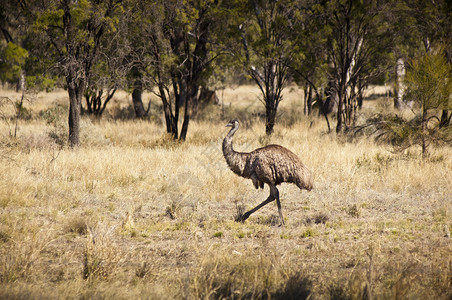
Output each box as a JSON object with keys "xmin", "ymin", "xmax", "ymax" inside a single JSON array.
[{"xmin": 226, "ymin": 119, "xmax": 239, "ymax": 129}]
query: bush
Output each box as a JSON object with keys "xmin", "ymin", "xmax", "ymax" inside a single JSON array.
[{"xmin": 359, "ymin": 50, "xmax": 452, "ymax": 156}]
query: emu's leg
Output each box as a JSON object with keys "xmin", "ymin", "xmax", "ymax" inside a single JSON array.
[
  {"xmin": 272, "ymin": 186, "xmax": 285, "ymax": 226},
  {"xmin": 238, "ymin": 193, "xmax": 274, "ymax": 222}
]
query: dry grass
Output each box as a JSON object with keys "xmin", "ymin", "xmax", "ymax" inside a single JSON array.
[{"xmin": 0, "ymin": 85, "xmax": 451, "ymax": 299}]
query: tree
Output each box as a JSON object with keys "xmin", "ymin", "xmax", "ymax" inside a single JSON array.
[
  {"xmin": 363, "ymin": 49, "xmax": 452, "ymax": 157},
  {"xmin": 0, "ymin": 0, "xmax": 55, "ymax": 138},
  {"xmin": 289, "ymin": 1, "xmax": 332, "ymax": 131},
  {"xmin": 29, "ymin": 0, "xmax": 124, "ymax": 147},
  {"xmin": 387, "ymin": 0, "xmax": 420, "ymax": 110},
  {"xmin": 0, "ymin": 42, "xmax": 28, "ymax": 88},
  {"xmin": 130, "ymin": 0, "xmax": 221, "ymax": 140},
  {"xmin": 404, "ymin": 50, "xmax": 452, "ymax": 156},
  {"xmin": 124, "ymin": 2, "xmax": 152, "ymax": 119},
  {"xmin": 408, "ymin": 0, "xmax": 452, "ymax": 127},
  {"xmin": 237, "ymin": 0, "xmax": 296, "ymax": 135},
  {"xmin": 129, "ymin": 68, "xmax": 150, "ymax": 119},
  {"xmin": 390, "ymin": 0, "xmax": 452, "ymax": 114},
  {"xmin": 320, "ymin": 0, "xmax": 394, "ymax": 133},
  {"xmin": 0, "ymin": 0, "xmax": 27, "ymax": 90},
  {"xmin": 83, "ymin": 14, "xmax": 130, "ymax": 118}
]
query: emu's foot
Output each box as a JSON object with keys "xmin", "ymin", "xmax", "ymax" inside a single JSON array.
[
  {"xmin": 234, "ymin": 214, "xmax": 245, "ymax": 223},
  {"xmin": 235, "ymin": 212, "xmax": 250, "ymax": 223},
  {"xmin": 234, "ymin": 204, "xmax": 247, "ymax": 222}
]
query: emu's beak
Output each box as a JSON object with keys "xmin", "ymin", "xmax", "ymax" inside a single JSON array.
[{"xmin": 226, "ymin": 123, "xmax": 232, "ymax": 127}]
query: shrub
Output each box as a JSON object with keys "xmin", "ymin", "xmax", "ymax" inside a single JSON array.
[{"xmin": 360, "ymin": 50, "xmax": 452, "ymax": 156}]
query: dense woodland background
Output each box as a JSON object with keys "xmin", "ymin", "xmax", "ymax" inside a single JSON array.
[
  {"xmin": 0, "ymin": 1, "xmax": 452, "ymax": 299},
  {"xmin": 1, "ymin": 0, "xmax": 451, "ymax": 150}
]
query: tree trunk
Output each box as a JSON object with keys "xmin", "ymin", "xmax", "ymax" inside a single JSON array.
[
  {"xmin": 324, "ymin": 81, "xmax": 338, "ymax": 114},
  {"xmin": 132, "ymin": 88, "xmax": 147, "ymax": 118},
  {"xmin": 264, "ymin": 62, "xmax": 284, "ymax": 136},
  {"xmin": 16, "ymin": 70, "xmax": 25, "ymax": 92},
  {"xmin": 357, "ymin": 80, "xmax": 363, "ymax": 109},
  {"xmin": 132, "ymin": 78, "xmax": 147, "ymax": 118},
  {"xmin": 421, "ymin": 105, "xmax": 428, "ymax": 157},
  {"xmin": 303, "ymin": 86, "xmax": 307, "ymax": 116},
  {"xmin": 439, "ymin": 110, "xmax": 451, "ymax": 128},
  {"xmin": 84, "ymin": 91, "xmax": 93, "ymax": 114},
  {"xmin": 173, "ymin": 80, "xmax": 184, "ymax": 139},
  {"xmin": 163, "ymin": 105, "xmax": 177, "ymax": 139},
  {"xmin": 315, "ymin": 89, "xmax": 331, "ymax": 132},
  {"xmin": 84, "ymin": 87, "xmax": 116, "ymax": 117},
  {"xmin": 161, "ymin": 91, "xmax": 178, "ymax": 139},
  {"xmin": 194, "ymin": 86, "xmax": 218, "ymax": 118},
  {"xmin": 394, "ymin": 58, "xmax": 406, "ymax": 110},
  {"xmin": 265, "ymin": 97, "xmax": 278, "ymax": 135},
  {"xmin": 68, "ymin": 84, "xmax": 84, "ymax": 147},
  {"xmin": 336, "ymin": 87, "xmax": 345, "ymax": 133},
  {"xmin": 14, "ymin": 70, "xmax": 26, "ymax": 138},
  {"xmin": 307, "ymin": 86, "xmax": 313, "ymax": 115},
  {"xmin": 304, "ymin": 84, "xmax": 313, "ymax": 116},
  {"xmin": 180, "ymin": 96, "xmax": 191, "ymax": 141}
]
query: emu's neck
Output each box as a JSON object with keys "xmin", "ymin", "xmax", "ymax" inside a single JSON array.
[{"xmin": 222, "ymin": 127, "xmax": 248, "ymax": 177}]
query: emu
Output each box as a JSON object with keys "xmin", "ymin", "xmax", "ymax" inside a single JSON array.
[{"xmin": 223, "ymin": 120, "xmax": 313, "ymax": 226}]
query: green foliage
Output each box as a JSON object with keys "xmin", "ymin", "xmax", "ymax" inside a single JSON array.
[
  {"xmin": 26, "ymin": 75, "xmax": 57, "ymax": 92},
  {"xmin": 405, "ymin": 50, "xmax": 452, "ymax": 111},
  {"xmin": 0, "ymin": 41, "xmax": 56, "ymax": 92},
  {"xmin": 0, "ymin": 42, "xmax": 28, "ymax": 84},
  {"xmin": 25, "ymin": 0, "xmax": 127, "ymax": 146},
  {"xmin": 128, "ymin": 0, "xmax": 224, "ymax": 139},
  {"xmin": 372, "ymin": 113, "xmax": 424, "ymax": 150},
  {"xmin": 360, "ymin": 49, "xmax": 452, "ymax": 155},
  {"xmin": 319, "ymin": 0, "xmax": 395, "ymax": 131},
  {"xmin": 301, "ymin": 227, "xmax": 317, "ymax": 238},
  {"xmin": 2, "ymin": 0, "xmax": 451, "ymax": 144},
  {"xmin": 361, "ymin": 111, "xmax": 452, "ymax": 154},
  {"xmin": 213, "ymin": 231, "xmax": 223, "ymax": 238}
]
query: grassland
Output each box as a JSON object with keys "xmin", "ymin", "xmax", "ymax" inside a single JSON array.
[{"xmin": 0, "ymin": 85, "xmax": 451, "ymax": 299}]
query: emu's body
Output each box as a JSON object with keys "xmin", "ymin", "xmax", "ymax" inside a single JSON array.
[{"xmin": 223, "ymin": 120, "xmax": 313, "ymax": 226}]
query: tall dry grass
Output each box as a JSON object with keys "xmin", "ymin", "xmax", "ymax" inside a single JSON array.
[{"xmin": 0, "ymin": 85, "xmax": 451, "ymax": 299}]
